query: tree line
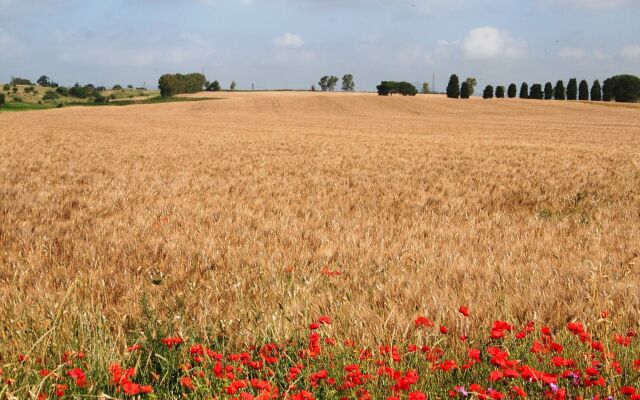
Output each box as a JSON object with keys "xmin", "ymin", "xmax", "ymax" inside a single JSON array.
[
  {"xmin": 158, "ymin": 73, "xmax": 207, "ymax": 97},
  {"xmin": 446, "ymin": 74, "xmax": 640, "ymax": 103}
]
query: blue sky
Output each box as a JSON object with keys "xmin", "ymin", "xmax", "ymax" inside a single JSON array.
[{"xmin": 1, "ymin": 0, "xmax": 638, "ymax": 91}]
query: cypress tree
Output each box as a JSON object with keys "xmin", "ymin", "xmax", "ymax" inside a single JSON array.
[
  {"xmin": 460, "ymin": 81, "xmax": 471, "ymax": 99},
  {"xmin": 446, "ymin": 74, "xmax": 460, "ymax": 98},
  {"xmin": 590, "ymin": 80, "xmax": 602, "ymax": 101},
  {"xmin": 495, "ymin": 86, "xmax": 505, "ymax": 98},
  {"xmin": 519, "ymin": 82, "xmax": 529, "ymax": 99},
  {"xmin": 567, "ymin": 78, "xmax": 578, "ymax": 100},
  {"xmin": 529, "ymin": 84, "xmax": 543, "ymax": 100},
  {"xmin": 602, "ymin": 78, "xmax": 613, "ymax": 101},
  {"xmin": 578, "ymin": 80, "xmax": 589, "ymax": 100},
  {"xmin": 483, "ymin": 85, "xmax": 494, "ymax": 99},
  {"xmin": 544, "ymin": 82, "xmax": 553, "ymax": 100},
  {"xmin": 507, "ymin": 83, "xmax": 517, "ymax": 98},
  {"xmin": 554, "ymin": 80, "xmax": 566, "ymax": 100}
]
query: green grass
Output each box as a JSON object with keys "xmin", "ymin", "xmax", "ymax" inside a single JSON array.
[
  {"xmin": 0, "ymin": 102, "xmax": 54, "ymax": 112},
  {"xmin": 0, "ymin": 96, "xmax": 220, "ymax": 112}
]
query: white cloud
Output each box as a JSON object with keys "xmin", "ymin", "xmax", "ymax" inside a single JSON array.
[
  {"xmin": 558, "ymin": 47, "xmax": 587, "ymax": 59},
  {"xmin": 462, "ymin": 27, "xmax": 526, "ymax": 60},
  {"xmin": 620, "ymin": 45, "xmax": 640, "ymax": 60},
  {"xmin": 274, "ymin": 32, "xmax": 304, "ymax": 49}
]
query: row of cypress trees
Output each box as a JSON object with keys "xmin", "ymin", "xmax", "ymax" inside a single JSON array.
[{"xmin": 446, "ymin": 74, "xmax": 640, "ymax": 102}]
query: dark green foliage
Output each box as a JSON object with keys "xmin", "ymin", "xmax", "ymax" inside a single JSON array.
[
  {"xmin": 554, "ymin": 80, "xmax": 566, "ymax": 100},
  {"xmin": 495, "ymin": 86, "xmax": 505, "ymax": 98},
  {"xmin": 36, "ymin": 75, "xmax": 57, "ymax": 87},
  {"xmin": 230, "ymin": 81, "xmax": 237, "ymax": 91},
  {"xmin": 566, "ymin": 78, "xmax": 577, "ymax": 100},
  {"xmin": 519, "ymin": 82, "xmax": 529, "ymax": 99},
  {"xmin": 112, "ymin": 84, "xmax": 123, "ymax": 90},
  {"xmin": 608, "ymin": 75, "xmax": 640, "ymax": 103},
  {"xmin": 208, "ymin": 80, "xmax": 221, "ymax": 91},
  {"xmin": 602, "ymin": 78, "xmax": 613, "ymax": 101},
  {"xmin": 544, "ymin": 83, "xmax": 553, "ymax": 100},
  {"xmin": 341, "ymin": 74, "xmax": 355, "ymax": 92},
  {"xmin": 56, "ymin": 86, "xmax": 69, "ymax": 96},
  {"xmin": 2, "ymin": 84, "xmax": 9, "ymax": 91},
  {"xmin": 0, "ymin": 93, "xmax": 5, "ymax": 105},
  {"xmin": 376, "ymin": 81, "xmax": 418, "ymax": 96},
  {"xmin": 483, "ymin": 85, "xmax": 494, "ymax": 99},
  {"xmin": 127, "ymin": 85, "xmax": 133, "ymax": 89},
  {"xmin": 446, "ymin": 74, "xmax": 460, "ymax": 98},
  {"xmin": 24, "ymin": 86, "xmax": 35, "ymax": 93},
  {"xmin": 42, "ymin": 90, "xmax": 59, "ymax": 101},
  {"xmin": 578, "ymin": 80, "xmax": 589, "ymax": 100},
  {"xmin": 507, "ymin": 84, "xmax": 517, "ymax": 98},
  {"xmin": 318, "ymin": 76, "xmax": 339, "ymax": 91},
  {"xmin": 12, "ymin": 87, "xmax": 18, "ymax": 93},
  {"xmin": 93, "ymin": 94, "xmax": 109, "ymax": 103},
  {"xmin": 460, "ymin": 81, "xmax": 471, "ymax": 99},
  {"xmin": 158, "ymin": 73, "xmax": 207, "ymax": 97},
  {"xmin": 11, "ymin": 77, "xmax": 32, "ymax": 85},
  {"xmin": 590, "ymin": 80, "xmax": 602, "ymax": 101},
  {"xmin": 68, "ymin": 83, "xmax": 99, "ymax": 98},
  {"xmin": 529, "ymin": 84, "xmax": 543, "ymax": 100}
]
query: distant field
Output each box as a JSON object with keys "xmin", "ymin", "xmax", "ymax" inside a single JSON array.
[{"xmin": 1, "ymin": 91, "xmax": 639, "ymax": 354}]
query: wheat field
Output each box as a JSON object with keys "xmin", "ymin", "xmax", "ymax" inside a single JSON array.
[{"xmin": 1, "ymin": 92, "xmax": 639, "ymax": 355}]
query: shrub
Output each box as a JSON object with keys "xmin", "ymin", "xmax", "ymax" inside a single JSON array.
[
  {"xmin": 507, "ymin": 83, "xmax": 517, "ymax": 98},
  {"xmin": 460, "ymin": 81, "xmax": 471, "ymax": 99},
  {"xmin": 446, "ymin": 74, "xmax": 460, "ymax": 98},
  {"xmin": 56, "ymin": 86, "xmax": 69, "ymax": 96},
  {"xmin": 11, "ymin": 77, "xmax": 32, "ymax": 85},
  {"xmin": 13, "ymin": 96, "xmax": 23, "ymax": 102},
  {"xmin": 567, "ymin": 78, "xmax": 578, "ymax": 100},
  {"xmin": 159, "ymin": 73, "xmax": 207, "ymax": 96},
  {"xmin": 544, "ymin": 83, "xmax": 553, "ymax": 100},
  {"xmin": 495, "ymin": 86, "xmax": 505, "ymax": 98},
  {"xmin": 0, "ymin": 93, "xmax": 5, "ymax": 105},
  {"xmin": 110, "ymin": 94, "xmax": 117, "ymax": 100},
  {"xmin": 483, "ymin": 85, "xmax": 494, "ymax": 99},
  {"xmin": 519, "ymin": 82, "xmax": 529, "ymax": 99},
  {"xmin": 578, "ymin": 80, "xmax": 589, "ymax": 100},
  {"xmin": 590, "ymin": 80, "xmax": 602, "ymax": 101},
  {"xmin": 554, "ymin": 80, "xmax": 566, "ymax": 100},
  {"xmin": 94, "ymin": 94, "xmax": 109, "ymax": 103},
  {"xmin": 376, "ymin": 81, "xmax": 417, "ymax": 96},
  {"xmin": 42, "ymin": 90, "xmax": 59, "ymax": 101},
  {"xmin": 112, "ymin": 84, "xmax": 122, "ymax": 90},
  {"xmin": 608, "ymin": 74, "xmax": 640, "ymax": 103},
  {"xmin": 529, "ymin": 84, "xmax": 543, "ymax": 100},
  {"xmin": 12, "ymin": 87, "xmax": 18, "ymax": 93},
  {"xmin": 24, "ymin": 86, "xmax": 35, "ymax": 93},
  {"xmin": 2, "ymin": 84, "xmax": 9, "ymax": 91}
]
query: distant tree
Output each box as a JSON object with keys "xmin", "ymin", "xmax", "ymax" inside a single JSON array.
[
  {"xmin": 483, "ymin": 85, "xmax": 494, "ymax": 99},
  {"xmin": 495, "ymin": 86, "xmax": 505, "ymax": 98},
  {"xmin": 158, "ymin": 73, "xmax": 207, "ymax": 96},
  {"xmin": 2, "ymin": 84, "xmax": 9, "ymax": 91},
  {"xmin": 12, "ymin": 86, "xmax": 18, "ymax": 93},
  {"xmin": 112, "ymin": 84, "xmax": 123, "ymax": 90},
  {"xmin": 602, "ymin": 78, "xmax": 613, "ymax": 101},
  {"xmin": 590, "ymin": 80, "xmax": 602, "ymax": 101},
  {"xmin": 341, "ymin": 74, "xmax": 355, "ymax": 91},
  {"xmin": 311, "ymin": 84, "xmax": 316, "ymax": 91},
  {"xmin": 93, "ymin": 94, "xmax": 109, "ymax": 103},
  {"xmin": 127, "ymin": 85, "xmax": 133, "ymax": 89},
  {"xmin": 56, "ymin": 86, "xmax": 69, "ymax": 96},
  {"xmin": 578, "ymin": 80, "xmax": 589, "ymax": 100},
  {"xmin": 327, "ymin": 76, "xmax": 339, "ymax": 91},
  {"xmin": 42, "ymin": 90, "xmax": 59, "ymax": 101},
  {"xmin": 609, "ymin": 74, "xmax": 640, "ymax": 103},
  {"xmin": 465, "ymin": 77, "xmax": 477, "ymax": 96},
  {"xmin": 529, "ymin": 84, "xmax": 543, "ymax": 100},
  {"xmin": 230, "ymin": 80, "xmax": 237, "ymax": 91},
  {"xmin": 519, "ymin": 82, "xmax": 529, "ymax": 99},
  {"xmin": 376, "ymin": 81, "xmax": 418, "ymax": 96},
  {"xmin": 0, "ymin": 93, "xmax": 5, "ymax": 106},
  {"xmin": 446, "ymin": 74, "xmax": 460, "ymax": 98},
  {"xmin": 554, "ymin": 80, "xmax": 566, "ymax": 100},
  {"xmin": 208, "ymin": 80, "xmax": 221, "ymax": 92},
  {"xmin": 318, "ymin": 76, "xmax": 329, "ymax": 91},
  {"xmin": 422, "ymin": 82, "xmax": 430, "ymax": 94},
  {"xmin": 96, "ymin": 86, "xmax": 107, "ymax": 92},
  {"xmin": 37, "ymin": 75, "xmax": 51, "ymax": 87},
  {"xmin": 544, "ymin": 82, "xmax": 553, "ymax": 100},
  {"xmin": 566, "ymin": 78, "xmax": 578, "ymax": 100},
  {"xmin": 507, "ymin": 83, "xmax": 517, "ymax": 98},
  {"xmin": 460, "ymin": 82, "xmax": 471, "ymax": 99},
  {"xmin": 11, "ymin": 77, "xmax": 32, "ymax": 85}
]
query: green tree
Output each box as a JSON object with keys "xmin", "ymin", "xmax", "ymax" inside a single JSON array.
[
  {"xmin": 112, "ymin": 84, "xmax": 123, "ymax": 90},
  {"xmin": 376, "ymin": 81, "xmax": 417, "ymax": 96},
  {"xmin": 328, "ymin": 76, "xmax": 339, "ymax": 91},
  {"xmin": 554, "ymin": 80, "xmax": 566, "ymax": 100},
  {"xmin": 208, "ymin": 80, "xmax": 221, "ymax": 91},
  {"xmin": 0, "ymin": 93, "xmax": 5, "ymax": 105},
  {"xmin": 507, "ymin": 83, "xmax": 517, "ymax": 98},
  {"xmin": 519, "ymin": 82, "xmax": 529, "ymax": 99},
  {"xmin": 230, "ymin": 80, "xmax": 237, "ymax": 91},
  {"xmin": 602, "ymin": 78, "xmax": 613, "ymax": 101},
  {"xmin": 341, "ymin": 74, "xmax": 355, "ymax": 91},
  {"xmin": 544, "ymin": 82, "xmax": 553, "ymax": 100},
  {"xmin": 446, "ymin": 74, "xmax": 460, "ymax": 98},
  {"xmin": 495, "ymin": 86, "xmax": 505, "ymax": 98},
  {"xmin": 421, "ymin": 82, "xmax": 430, "ymax": 94},
  {"xmin": 566, "ymin": 78, "xmax": 578, "ymax": 100},
  {"xmin": 2, "ymin": 84, "xmax": 9, "ymax": 91},
  {"xmin": 159, "ymin": 73, "xmax": 207, "ymax": 96},
  {"xmin": 529, "ymin": 84, "xmax": 543, "ymax": 100},
  {"xmin": 311, "ymin": 84, "xmax": 316, "ymax": 91},
  {"xmin": 590, "ymin": 80, "xmax": 602, "ymax": 101},
  {"xmin": 37, "ymin": 75, "xmax": 51, "ymax": 87},
  {"xmin": 609, "ymin": 74, "xmax": 640, "ymax": 103},
  {"xmin": 465, "ymin": 77, "xmax": 477, "ymax": 96},
  {"xmin": 578, "ymin": 80, "xmax": 589, "ymax": 100},
  {"xmin": 460, "ymin": 81, "xmax": 471, "ymax": 99},
  {"xmin": 483, "ymin": 85, "xmax": 494, "ymax": 99},
  {"xmin": 318, "ymin": 76, "xmax": 329, "ymax": 91}
]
